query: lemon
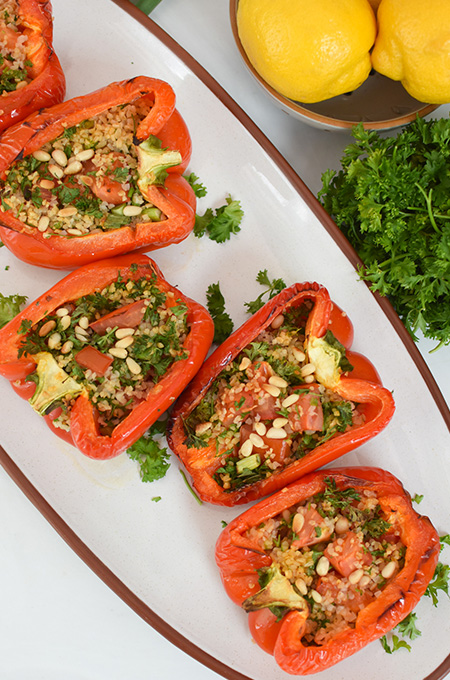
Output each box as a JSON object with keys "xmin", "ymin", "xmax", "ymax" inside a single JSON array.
[
  {"xmin": 236, "ymin": 0, "xmax": 377, "ymax": 104},
  {"xmin": 372, "ymin": 0, "xmax": 450, "ymax": 104}
]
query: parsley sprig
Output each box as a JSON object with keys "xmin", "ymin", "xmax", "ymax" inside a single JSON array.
[
  {"xmin": 318, "ymin": 118, "xmax": 450, "ymax": 350},
  {"xmin": 206, "ymin": 282, "xmax": 234, "ymax": 343},
  {"xmin": 126, "ymin": 419, "xmax": 170, "ymax": 483},
  {"xmin": 194, "ymin": 195, "xmax": 244, "ymax": 243},
  {"xmin": 0, "ymin": 292, "xmax": 27, "ymax": 328},
  {"xmin": 244, "ymin": 269, "xmax": 286, "ymax": 314}
]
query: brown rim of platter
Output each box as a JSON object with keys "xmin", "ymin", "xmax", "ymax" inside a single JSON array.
[{"xmin": 0, "ymin": 2, "xmax": 449, "ymax": 680}]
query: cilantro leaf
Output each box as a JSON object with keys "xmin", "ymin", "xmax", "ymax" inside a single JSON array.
[
  {"xmin": 0, "ymin": 292, "xmax": 27, "ymax": 328},
  {"xmin": 424, "ymin": 561, "xmax": 450, "ymax": 606},
  {"xmin": 244, "ymin": 269, "xmax": 287, "ymax": 314},
  {"xmin": 440, "ymin": 534, "xmax": 450, "ymax": 550},
  {"xmin": 206, "ymin": 282, "xmax": 234, "ymax": 343},
  {"xmin": 184, "ymin": 172, "xmax": 207, "ymax": 198},
  {"xmin": 380, "ymin": 634, "xmax": 412, "ymax": 654},
  {"xmin": 127, "ymin": 422, "xmax": 170, "ymax": 483},
  {"xmin": 194, "ymin": 196, "xmax": 243, "ymax": 243},
  {"xmin": 412, "ymin": 493, "xmax": 424, "ymax": 504},
  {"xmin": 396, "ymin": 613, "xmax": 422, "ymax": 640}
]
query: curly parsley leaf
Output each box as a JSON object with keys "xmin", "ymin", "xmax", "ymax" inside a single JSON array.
[
  {"xmin": 380, "ymin": 634, "xmax": 412, "ymax": 654},
  {"xmin": 194, "ymin": 195, "xmax": 243, "ymax": 243},
  {"xmin": 318, "ymin": 119, "xmax": 450, "ymax": 349},
  {"xmin": 127, "ymin": 420, "xmax": 170, "ymax": 483},
  {"xmin": 396, "ymin": 613, "xmax": 422, "ymax": 641},
  {"xmin": 206, "ymin": 282, "xmax": 234, "ymax": 343},
  {"xmin": 0, "ymin": 292, "xmax": 27, "ymax": 328},
  {"xmin": 184, "ymin": 172, "xmax": 207, "ymax": 198},
  {"xmin": 244, "ymin": 269, "xmax": 287, "ymax": 314}
]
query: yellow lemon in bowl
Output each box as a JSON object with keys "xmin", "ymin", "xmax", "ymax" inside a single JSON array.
[
  {"xmin": 236, "ymin": 0, "xmax": 377, "ymax": 104},
  {"xmin": 372, "ymin": 0, "xmax": 450, "ymax": 104}
]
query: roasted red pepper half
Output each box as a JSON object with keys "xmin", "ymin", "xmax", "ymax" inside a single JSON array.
[
  {"xmin": 215, "ymin": 466, "xmax": 440, "ymax": 674},
  {"xmin": 0, "ymin": 0, "xmax": 65, "ymax": 132},
  {"xmin": 0, "ymin": 76, "xmax": 195, "ymax": 268},
  {"xmin": 0, "ymin": 253, "xmax": 214, "ymax": 459},
  {"xmin": 167, "ymin": 282, "xmax": 395, "ymax": 506}
]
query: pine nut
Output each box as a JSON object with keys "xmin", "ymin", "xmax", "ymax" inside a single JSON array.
[
  {"xmin": 348, "ymin": 569, "xmax": 364, "ymax": 585},
  {"xmin": 123, "ymin": 205, "xmax": 142, "ymax": 217},
  {"xmin": 272, "ymin": 417, "xmax": 288, "ymax": 429},
  {"xmin": 59, "ymin": 315, "xmax": 71, "ymax": 331},
  {"xmin": 270, "ymin": 314, "xmax": 284, "ymax": 329},
  {"xmin": 359, "ymin": 575, "xmax": 371, "ymax": 588},
  {"xmin": 249, "ymin": 432, "xmax": 265, "ymax": 448},
  {"xmin": 263, "ymin": 383, "xmax": 280, "ymax": 398},
  {"xmin": 75, "ymin": 148, "xmax": 95, "ymax": 162},
  {"xmin": 47, "ymin": 332, "xmax": 61, "ymax": 350},
  {"xmin": 254, "ymin": 422, "xmax": 267, "ymax": 436},
  {"xmin": 78, "ymin": 316, "xmax": 89, "ymax": 329},
  {"xmin": 39, "ymin": 179, "xmax": 55, "ymax": 189},
  {"xmin": 39, "ymin": 320, "xmax": 56, "ymax": 337},
  {"xmin": 56, "ymin": 307, "xmax": 69, "ymax": 317},
  {"xmin": 115, "ymin": 327, "xmax": 135, "ymax": 339},
  {"xmin": 75, "ymin": 334, "xmax": 87, "ymax": 343},
  {"xmin": 15, "ymin": 80, "xmax": 27, "ymax": 90},
  {"xmin": 33, "ymin": 149, "xmax": 51, "ymax": 162},
  {"xmin": 316, "ymin": 556, "xmax": 330, "ymax": 576},
  {"xmin": 48, "ymin": 163, "xmax": 64, "ymax": 179},
  {"xmin": 304, "ymin": 375, "xmax": 315, "ymax": 384},
  {"xmin": 292, "ymin": 512, "xmax": 305, "ymax": 534},
  {"xmin": 74, "ymin": 325, "xmax": 89, "ymax": 336},
  {"xmin": 239, "ymin": 439, "xmax": 253, "ymax": 458},
  {"xmin": 61, "ymin": 340, "xmax": 73, "ymax": 354},
  {"xmin": 51, "ymin": 149, "xmax": 68, "ymax": 166},
  {"xmin": 381, "ymin": 561, "xmax": 397, "ymax": 579},
  {"xmin": 295, "ymin": 578, "xmax": 308, "ymax": 595},
  {"xmin": 300, "ymin": 363, "xmax": 315, "ymax": 377},
  {"xmin": 335, "ymin": 517, "xmax": 350, "ymax": 534},
  {"xmin": 126, "ymin": 356, "xmax": 141, "ymax": 375},
  {"xmin": 266, "ymin": 427, "xmax": 287, "ymax": 439},
  {"xmin": 269, "ymin": 375, "xmax": 288, "ymax": 389},
  {"xmin": 292, "ymin": 347, "xmax": 306, "ymax": 362},
  {"xmin": 37, "ymin": 216, "xmax": 49, "ymax": 232},
  {"xmin": 109, "ymin": 347, "xmax": 128, "ymax": 359},
  {"xmin": 239, "ymin": 356, "xmax": 252, "ymax": 371},
  {"xmin": 195, "ymin": 422, "xmax": 211, "ymax": 436},
  {"xmin": 58, "ymin": 206, "xmax": 78, "ymax": 217},
  {"xmin": 64, "ymin": 160, "xmax": 82, "ymax": 175},
  {"xmin": 282, "ymin": 393, "xmax": 300, "ymax": 408},
  {"xmin": 67, "ymin": 228, "xmax": 82, "ymax": 236},
  {"xmin": 115, "ymin": 336, "xmax": 134, "ymax": 349},
  {"xmin": 311, "ymin": 589, "xmax": 322, "ymax": 604}
]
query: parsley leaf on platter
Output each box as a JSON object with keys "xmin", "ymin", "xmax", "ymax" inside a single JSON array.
[
  {"xmin": 0, "ymin": 292, "xmax": 27, "ymax": 328},
  {"xmin": 194, "ymin": 195, "xmax": 244, "ymax": 242},
  {"xmin": 244, "ymin": 269, "xmax": 286, "ymax": 314},
  {"xmin": 206, "ymin": 282, "xmax": 234, "ymax": 343},
  {"xmin": 127, "ymin": 420, "xmax": 170, "ymax": 483},
  {"xmin": 184, "ymin": 172, "xmax": 207, "ymax": 198}
]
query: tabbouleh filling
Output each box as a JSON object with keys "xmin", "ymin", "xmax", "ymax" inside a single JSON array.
[
  {"xmin": 18, "ymin": 273, "xmax": 189, "ymax": 435},
  {"xmin": 1, "ymin": 100, "xmax": 172, "ymax": 237},
  {"xmin": 243, "ymin": 478, "xmax": 406, "ymax": 646},
  {"xmin": 0, "ymin": 1, "xmax": 31, "ymax": 94},
  {"xmin": 184, "ymin": 302, "xmax": 363, "ymax": 492}
]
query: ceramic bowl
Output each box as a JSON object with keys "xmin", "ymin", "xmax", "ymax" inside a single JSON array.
[{"xmin": 229, "ymin": 0, "xmax": 438, "ymax": 131}]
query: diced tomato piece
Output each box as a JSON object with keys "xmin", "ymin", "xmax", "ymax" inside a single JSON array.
[
  {"xmin": 89, "ymin": 299, "xmax": 147, "ymax": 335},
  {"xmin": 324, "ymin": 531, "xmax": 372, "ymax": 578},
  {"xmin": 82, "ymin": 174, "xmax": 128, "ymax": 205},
  {"xmin": 288, "ymin": 387, "xmax": 323, "ymax": 433},
  {"xmin": 75, "ymin": 346, "xmax": 113, "ymax": 376},
  {"xmin": 291, "ymin": 506, "xmax": 333, "ymax": 549}
]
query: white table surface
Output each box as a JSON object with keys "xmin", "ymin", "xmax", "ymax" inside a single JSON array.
[{"xmin": 1, "ymin": 1, "xmax": 449, "ymax": 679}]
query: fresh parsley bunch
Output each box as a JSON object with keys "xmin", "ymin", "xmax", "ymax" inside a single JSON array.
[{"xmin": 318, "ymin": 118, "xmax": 450, "ymax": 350}]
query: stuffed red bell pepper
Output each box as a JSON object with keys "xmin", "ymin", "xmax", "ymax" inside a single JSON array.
[
  {"xmin": 0, "ymin": 76, "xmax": 195, "ymax": 268},
  {"xmin": 215, "ymin": 467, "xmax": 440, "ymax": 674},
  {"xmin": 0, "ymin": 253, "xmax": 214, "ymax": 459},
  {"xmin": 167, "ymin": 282, "xmax": 395, "ymax": 506},
  {"xmin": 0, "ymin": 0, "xmax": 65, "ymax": 131}
]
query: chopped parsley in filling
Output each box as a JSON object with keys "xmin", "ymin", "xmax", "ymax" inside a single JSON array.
[
  {"xmin": 184, "ymin": 303, "xmax": 362, "ymax": 491},
  {"xmin": 243, "ymin": 478, "xmax": 405, "ymax": 646},
  {"xmin": 1, "ymin": 101, "xmax": 180, "ymax": 237},
  {"xmin": 0, "ymin": 2, "xmax": 32, "ymax": 94},
  {"xmin": 18, "ymin": 274, "xmax": 189, "ymax": 435}
]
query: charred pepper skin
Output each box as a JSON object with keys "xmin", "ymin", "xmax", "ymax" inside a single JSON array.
[
  {"xmin": 215, "ymin": 467, "xmax": 440, "ymax": 675},
  {"xmin": 167, "ymin": 282, "xmax": 396, "ymax": 506},
  {"xmin": 0, "ymin": 0, "xmax": 66, "ymax": 133},
  {"xmin": 0, "ymin": 253, "xmax": 214, "ymax": 459},
  {"xmin": 0, "ymin": 76, "xmax": 195, "ymax": 268}
]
